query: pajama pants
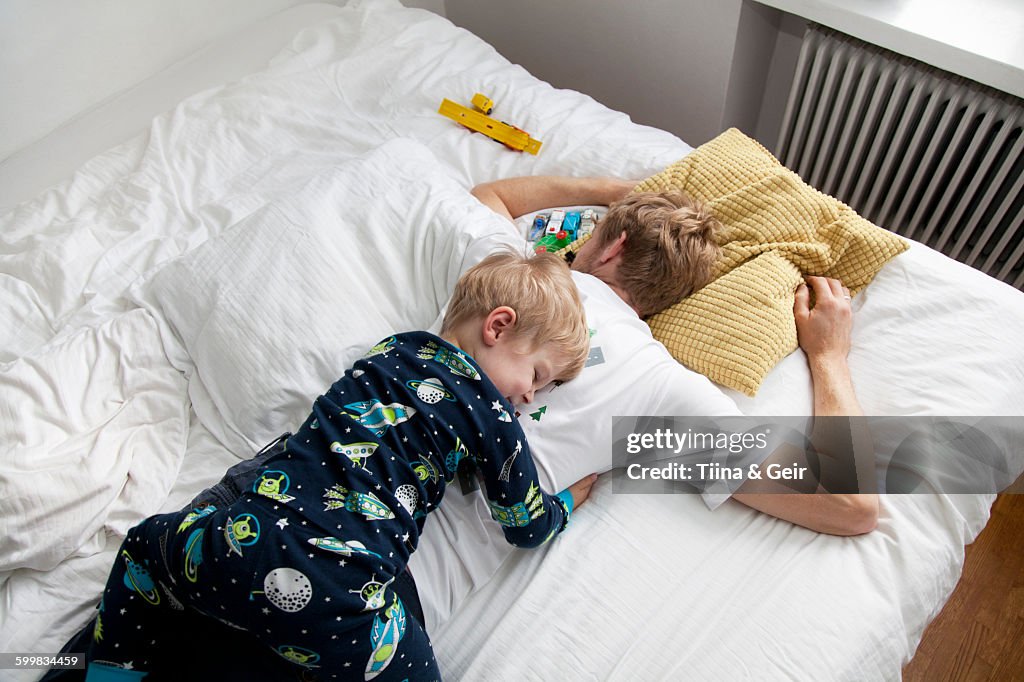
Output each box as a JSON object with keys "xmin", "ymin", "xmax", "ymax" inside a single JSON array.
[{"xmin": 85, "ymin": 458, "xmax": 441, "ymax": 681}]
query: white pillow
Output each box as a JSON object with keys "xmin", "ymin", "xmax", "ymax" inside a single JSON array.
[{"xmin": 138, "ymin": 140, "xmax": 520, "ymax": 454}]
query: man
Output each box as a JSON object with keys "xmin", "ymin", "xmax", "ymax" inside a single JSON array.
[
  {"xmin": 470, "ymin": 175, "xmax": 876, "ymax": 530},
  {"xmin": 405, "ymin": 176, "xmax": 878, "ymax": 630}
]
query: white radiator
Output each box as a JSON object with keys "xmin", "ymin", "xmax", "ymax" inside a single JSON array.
[{"xmin": 777, "ymin": 24, "xmax": 1024, "ymax": 290}]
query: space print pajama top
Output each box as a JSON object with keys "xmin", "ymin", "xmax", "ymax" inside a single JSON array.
[{"xmin": 85, "ymin": 332, "xmax": 573, "ymax": 681}]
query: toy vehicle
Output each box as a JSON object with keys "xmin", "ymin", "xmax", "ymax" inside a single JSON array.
[
  {"xmin": 562, "ymin": 211, "xmax": 580, "ymax": 239},
  {"xmin": 580, "ymin": 208, "xmax": 596, "ymax": 236},
  {"xmin": 529, "ymin": 214, "xmax": 549, "ymax": 241},
  {"xmin": 471, "ymin": 93, "xmax": 494, "ymax": 115},
  {"xmin": 438, "ymin": 98, "xmax": 542, "ymax": 155},
  {"xmin": 545, "ymin": 209, "xmax": 565, "ymax": 234}
]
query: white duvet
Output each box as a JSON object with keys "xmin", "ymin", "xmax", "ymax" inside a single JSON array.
[{"xmin": 2, "ymin": 1, "xmax": 1023, "ymax": 680}]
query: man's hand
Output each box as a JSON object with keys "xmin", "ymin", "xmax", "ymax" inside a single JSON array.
[
  {"xmin": 732, "ymin": 274, "xmax": 878, "ymax": 536},
  {"xmin": 794, "ymin": 276, "xmax": 852, "ymax": 362},
  {"xmin": 566, "ymin": 473, "xmax": 599, "ymax": 509}
]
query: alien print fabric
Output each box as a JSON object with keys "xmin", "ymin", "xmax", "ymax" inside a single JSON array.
[{"xmin": 85, "ymin": 332, "xmax": 571, "ymax": 681}]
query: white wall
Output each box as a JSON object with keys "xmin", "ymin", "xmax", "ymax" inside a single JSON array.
[
  {"xmin": 0, "ymin": 0, "xmax": 326, "ymax": 160},
  {"xmin": 0, "ymin": 0, "xmax": 448, "ymax": 161},
  {"xmin": 445, "ymin": 0, "xmax": 784, "ymax": 147}
]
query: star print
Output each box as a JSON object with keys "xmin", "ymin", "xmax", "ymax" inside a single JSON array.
[
  {"xmin": 276, "ymin": 518, "xmax": 289, "ymax": 529},
  {"xmin": 491, "ymin": 400, "xmax": 503, "ymax": 412},
  {"xmin": 262, "ymin": 608, "xmax": 270, "ymax": 615},
  {"xmin": 120, "ymin": 608, "xmax": 127, "ymax": 615}
]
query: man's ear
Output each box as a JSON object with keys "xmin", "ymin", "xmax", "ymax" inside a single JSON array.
[
  {"xmin": 482, "ymin": 306, "xmax": 517, "ymax": 346},
  {"xmin": 600, "ymin": 231, "xmax": 628, "ymax": 263}
]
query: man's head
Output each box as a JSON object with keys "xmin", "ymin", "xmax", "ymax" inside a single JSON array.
[
  {"xmin": 570, "ymin": 191, "xmax": 721, "ymax": 318},
  {"xmin": 441, "ymin": 250, "xmax": 589, "ymax": 404}
]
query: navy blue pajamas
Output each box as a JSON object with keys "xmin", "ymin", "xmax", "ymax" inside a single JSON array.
[{"xmin": 86, "ymin": 332, "xmax": 572, "ymax": 680}]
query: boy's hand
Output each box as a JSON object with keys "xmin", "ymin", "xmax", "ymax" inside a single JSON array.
[{"xmin": 567, "ymin": 473, "xmax": 599, "ymax": 509}]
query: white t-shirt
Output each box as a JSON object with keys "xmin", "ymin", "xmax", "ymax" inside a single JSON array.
[{"xmin": 408, "ymin": 270, "xmax": 742, "ymax": 631}]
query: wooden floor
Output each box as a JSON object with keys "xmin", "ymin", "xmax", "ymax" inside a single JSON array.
[{"xmin": 902, "ymin": 493, "xmax": 1024, "ymax": 681}]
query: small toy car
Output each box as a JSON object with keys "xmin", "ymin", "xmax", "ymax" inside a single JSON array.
[
  {"xmin": 545, "ymin": 209, "xmax": 565, "ymax": 235},
  {"xmin": 580, "ymin": 209, "xmax": 596, "ymax": 236},
  {"xmin": 530, "ymin": 214, "xmax": 549, "ymax": 241},
  {"xmin": 562, "ymin": 211, "xmax": 580, "ymax": 239}
]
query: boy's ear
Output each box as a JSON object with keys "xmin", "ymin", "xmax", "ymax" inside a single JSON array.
[{"xmin": 482, "ymin": 306, "xmax": 517, "ymax": 346}]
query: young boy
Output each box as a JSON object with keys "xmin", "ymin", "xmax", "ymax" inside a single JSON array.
[{"xmin": 83, "ymin": 251, "xmax": 597, "ymax": 681}]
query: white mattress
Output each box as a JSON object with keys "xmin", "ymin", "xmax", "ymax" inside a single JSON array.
[{"xmin": 1, "ymin": 1, "xmax": 1022, "ymax": 680}]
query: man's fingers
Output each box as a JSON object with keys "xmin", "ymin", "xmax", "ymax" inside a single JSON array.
[
  {"xmin": 805, "ymin": 275, "xmax": 834, "ymax": 304},
  {"xmin": 803, "ymin": 276, "xmax": 853, "ymax": 308},
  {"xmin": 794, "ymin": 282, "xmax": 810, "ymax": 316}
]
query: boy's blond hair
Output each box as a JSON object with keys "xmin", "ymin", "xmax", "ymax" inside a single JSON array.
[
  {"xmin": 594, "ymin": 191, "xmax": 721, "ymax": 318},
  {"xmin": 441, "ymin": 250, "xmax": 589, "ymax": 381}
]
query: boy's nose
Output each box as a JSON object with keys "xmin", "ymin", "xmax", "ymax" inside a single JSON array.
[{"xmin": 521, "ymin": 389, "xmax": 534, "ymax": 405}]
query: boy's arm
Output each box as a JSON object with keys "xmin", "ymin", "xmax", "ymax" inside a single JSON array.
[
  {"xmin": 471, "ymin": 176, "xmax": 637, "ymax": 222},
  {"xmin": 472, "ymin": 426, "xmax": 578, "ymax": 549}
]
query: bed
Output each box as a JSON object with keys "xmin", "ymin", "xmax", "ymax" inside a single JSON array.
[{"xmin": 2, "ymin": 1, "xmax": 1022, "ymax": 680}]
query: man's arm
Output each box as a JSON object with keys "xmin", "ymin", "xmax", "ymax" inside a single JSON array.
[
  {"xmin": 471, "ymin": 176, "xmax": 636, "ymax": 222},
  {"xmin": 733, "ymin": 276, "xmax": 879, "ymax": 536}
]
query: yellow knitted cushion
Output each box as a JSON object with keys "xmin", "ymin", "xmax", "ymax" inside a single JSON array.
[{"xmin": 635, "ymin": 128, "xmax": 908, "ymax": 396}]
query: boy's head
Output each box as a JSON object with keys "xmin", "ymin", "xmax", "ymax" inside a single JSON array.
[
  {"xmin": 571, "ymin": 190, "xmax": 721, "ymax": 318},
  {"xmin": 441, "ymin": 250, "xmax": 589, "ymax": 405}
]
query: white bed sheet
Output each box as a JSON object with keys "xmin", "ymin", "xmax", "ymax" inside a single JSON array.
[{"xmin": 1, "ymin": 1, "xmax": 1021, "ymax": 680}]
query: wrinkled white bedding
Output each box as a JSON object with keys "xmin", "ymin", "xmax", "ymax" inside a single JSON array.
[{"xmin": 2, "ymin": 1, "xmax": 1023, "ymax": 680}]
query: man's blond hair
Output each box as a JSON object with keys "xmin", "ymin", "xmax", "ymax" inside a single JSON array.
[
  {"xmin": 441, "ymin": 250, "xmax": 589, "ymax": 381},
  {"xmin": 594, "ymin": 191, "xmax": 721, "ymax": 318}
]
